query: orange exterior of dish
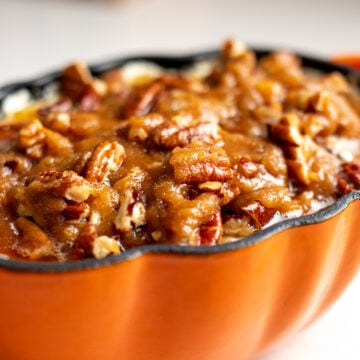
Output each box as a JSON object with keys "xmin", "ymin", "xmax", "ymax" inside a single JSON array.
[
  {"xmin": 1, "ymin": 200, "xmax": 360, "ymax": 360},
  {"xmin": 332, "ymin": 54, "xmax": 360, "ymax": 71}
]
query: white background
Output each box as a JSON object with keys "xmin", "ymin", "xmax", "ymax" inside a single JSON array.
[{"xmin": 1, "ymin": 0, "xmax": 360, "ymax": 359}]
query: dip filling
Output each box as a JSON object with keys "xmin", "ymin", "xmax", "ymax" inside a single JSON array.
[{"xmin": 1, "ymin": 39, "xmax": 360, "ymax": 261}]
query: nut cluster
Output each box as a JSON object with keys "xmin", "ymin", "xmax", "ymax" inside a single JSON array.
[{"xmin": 1, "ymin": 39, "xmax": 360, "ymax": 261}]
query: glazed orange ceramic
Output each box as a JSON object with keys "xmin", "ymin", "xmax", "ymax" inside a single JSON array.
[
  {"xmin": 332, "ymin": 54, "xmax": 360, "ymax": 71},
  {"xmin": 1, "ymin": 51, "xmax": 360, "ymax": 360}
]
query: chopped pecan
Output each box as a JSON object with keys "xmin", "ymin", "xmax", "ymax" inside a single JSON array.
[
  {"xmin": 337, "ymin": 175, "xmax": 354, "ymax": 195},
  {"xmin": 127, "ymin": 113, "xmax": 165, "ymax": 142},
  {"xmin": 153, "ymin": 115, "xmax": 220, "ymax": 149},
  {"xmin": 169, "ymin": 145, "xmax": 233, "ymax": 184},
  {"xmin": 71, "ymin": 217, "xmax": 121, "ymax": 260},
  {"xmin": 62, "ymin": 201, "xmax": 90, "ymax": 220},
  {"xmin": 199, "ymin": 210, "xmax": 223, "ymax": 245},
  {"xmin": 38, "ymin": 99, "xmax": 72, "ymax": 133},
  {"xmin": 272, "ymin": 113, "xmax": 317, "ymax": 185},
  {"xmin": 69, "ymin": 223, "xmax": 96, "ymax": 260},
  {"xmin": 92, "ymin": 235, "xmax": 121, "ymax": 259},
  {"xmin": 0, "ymin": 122, "xmax": 24, "ymax": 141},
  {"xmin": 342, "ymin": 162, "xmax": 360, "ymax": 187},
  {"xmin": 255, "ymin": 79, "xmax": 285, "ymax": 104},
  {"xmin": 79, "ymin": 91, "xmax": 101, "ymax": 112},
  {"xmin": 42, "ymin": 112, "xmax": 71, "ymax": 133},
  {"xmin": 271, "ymin": 113, "xmax": 302, "ymax": 145},
  {"xmin": 13, "ymin": 217, "xmax": 57, "ymax": 260},
  {"xmin": 159, "ymin": 73, "xmax": 207, "ymax": 93},
  {"xmin": 237, "ymin": 157, "xmax": 259, "ymax": 178},
  {"xmin": 317, "ymin": 91, "xmax": 360, "ymax": 136},
  {"xmin": 100, "ymin": 69, "xmax": 125, "ymax": 94},
  {"xmin": 239, "ymin": 200, "xmax": 276, "ymax": 229},
  {"xmin": 32, "ymin": 170, "xmax": 94, "ymax": 202},
  {"xmin": 222, "ymin": 38, "xmax": 247, "ymax": 60},
  {"xmin": 0, "ymin": 153, "xmax": 32, "ymax": 176},
  {"xmin": 38, "ymin": 98, "xmax": 72, "ymax": 117},
  {"xmin": 122, "ymin": 81, "xmax": 163, "ymax": 118},
  {"xmin": 19, "ymin": 119, "xmax": 73, "ymax": 160},
  {"xmin": 69, "ymin": 112, "xmax": 101, "ymax": 138},
  {"xmin": 60, "ymin": 62, "xmax": 106, "ymax": 102},
  {"xmin": 75, "ymin": 140, "xmax": 125, "ymax": 184},
  {"xmin": 114, "ymin": 189, "xmax": 146, "ymax": 232},
  {"xmin": 285, "ymin": 137, "xmax": 318, "ymax": 185},
  {"xmin": 197, "ymin": 180, "xmax": 240, "ymax": 206},
  {"xmin": 259, "ymin": 51, "xmax": 304, "ymax": 88},
  {"xmin": 113, "ymin": 167, "xmax": 147, "ymax": 232}
]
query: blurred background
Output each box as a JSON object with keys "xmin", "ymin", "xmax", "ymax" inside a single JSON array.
[{"xmin": 1, "ymin": 0, "xmax": 360, "ymax": 358}]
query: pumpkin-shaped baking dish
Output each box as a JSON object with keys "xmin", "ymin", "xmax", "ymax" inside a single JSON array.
[{"xmin": 0, "ymin": 50, "xmax": 360, "ymax": 360}]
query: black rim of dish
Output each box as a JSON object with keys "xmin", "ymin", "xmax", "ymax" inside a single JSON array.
[{"xmin": 0, "ymin": 48, "xmax": 360, "ymax": 272}]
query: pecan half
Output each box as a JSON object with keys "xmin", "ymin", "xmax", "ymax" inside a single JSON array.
[
  {"xmin": 113, "ymin": 167, "xmax": 147, "ymax": 232},
  {"xmin": 114, "ymin": 189, "xmax": 146, "ymax": 232},
  {"xmin": 0, "ymin": 122, "xmax": 24, "ymax": 141},
  {"xmin": 76, "ymin": 140, "xmax": 125, "ymax": 184},
  {"xmin": 343, "ymin": 162, "xmax": 360, "ymax": 187},
  {"xmin": 169, "ymin": 145, "xmax": 233, "ymax": 184},
  {"xmin": 199, "ymin": 210, "xmax": 223, "ymax": 245},
  {"xmin": 153, "ymin": 116, "xmax": 220, "ymax": 149},
  {"xmin": 62, "ymin": 201, "xmax": 90, "ymax": 220},
  {"xmin": 38, "ymin": 98, "xmax": 72, "ymax": 118},
  {"xmin": 19, "ymin": 119, "xmax": 73, "ymax": 160},
  {"xmin": 92, "ymin": 235, "xmax": 121, "ymax": 259},
  {"xmin": 259, "ymin": 51, "xmax": 304, "ymax": 88},
  {"xmin": 272, "ymin": 113, "xmax": 317, "ymax": 185},
  {"xmin": 338, "ymin": 161, "xmax": 360, "ymax": 195},
  {"xmin": 60, "ymin": 62, "xmax": 106, "ymax": 102},
  {"xmin": 239, "ymin": 200, "xmax": 276, "ymax": 229},
  {"xmin": 237, "ymin": 157, "xmax": 259, "ymax": 178},
  {"xmin": 337, "ymin": 175, "xmax": 354, "ymax": 195},
  {"xmin": 71, "ymin": 220, "xmax": 121, "ymax": 260},
  {"xmin": 127, "ymin": 113, "xmax": 165, "ymax": 142},
  {"xmin": 31, "ymin": 170, "xmax": 94, "ymax": 202},
  {"xmin": 38, "ymin": 99, "xmax": 72, "ymax": 133},
  {"xmin": 122, "ymin": 81, "xmax": 163, "ymax": 118},
  {"xmin": 0, "ymin": 153, "xmax": 32, "ymax": 176}
]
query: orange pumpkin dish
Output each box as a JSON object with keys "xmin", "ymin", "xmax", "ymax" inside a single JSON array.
[{"xmin": 1, "ymin": 39, "xmax": 360, "ymax": 262}]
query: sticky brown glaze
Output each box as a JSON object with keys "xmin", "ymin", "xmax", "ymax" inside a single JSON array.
[{"xmin": 1, "ymin": 39, "xmax": 360, "ymax": 262}]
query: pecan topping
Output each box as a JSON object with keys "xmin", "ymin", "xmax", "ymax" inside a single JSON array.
[
  {"xmin": 239, "ymin": 200, "xmax": 276, "ymax": 229},
  {"xmin": 237, "ymin": 157, "xmax": 259, "ymax": 178},
  {"xmin": 38, "ymin": 98, "xmax": 72, "ymax": 117},
  {"xmin": 31, "ymin": 170, "xmax": 93, "ymax": 202},
  {"xmin": 127, "ymin": 113, "xmax": 165, "ymax": 142},
  {"xmin": 153, "ymin": 117, "xmax": 220, "ymax": 149},
  {"xmin": 337, "ymin": 161, "xmax": 360, "ymax": 195},
  {"xmin": 0, "ymin": 123, "xmax": 24, "ymax": 141},
  {"xmin": 60, "ymin": 62, "xmax": 106, "ymax": 102},
  {"xmin": 199, "ymin": 210, "xmax": 223, "ymax": 245},
  {"xmin": 92, "ymin": 235, "xmax": 121, "ymax": 259},
  {"xmin": 169, "ymin": 145, "xmax": 233, "ymax": 184},
  {"xmin": 122, "ymin": 81, "xmax": 163, "ymax": 118},
  {"xmin": 19, "ymin": 119, "xmax": 73, "ymax": 160},
  {"xmin": 62, "ymin": 201, "xmax": 90, "ymax": 220},
  {"xmin": 0, "ymin": 153, "xmax": 32, "ymax": 176},
  {"xmin": 113, "ymin": 167, "xmax": 147, "ymax": 232},
  {"xmin": 76, "ymin": 141, "xmax": 125, "ymax": 184},
  {"xmin": 272, "ymin": 113, "xmax": 317, "ymax": 185},
  {"xmin": 13, "ymin": 217, "xmax": 57, "ymax": 260},
  {"xmin": 38, "ymin": 99, "xmax": 72, "ymax": 133},
  {"xmin": 342, "ymin": 162, "xmax": 360, "ymax": 187},
  {"xmin": 337, "ymin": 175, "xmax": 354, "ymax": 195}
]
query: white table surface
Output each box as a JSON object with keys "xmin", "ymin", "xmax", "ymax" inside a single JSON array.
[{"xmin": 1, "ymin": 0, "xmax": 360, "ymax": 359}]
